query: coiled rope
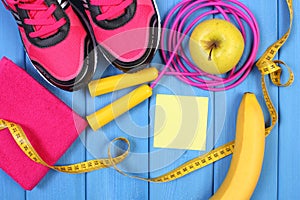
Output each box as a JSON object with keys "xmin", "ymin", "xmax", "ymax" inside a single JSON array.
[{"xmin": 151, "ymin": 0, "xmax": 260, "ymax": 91}]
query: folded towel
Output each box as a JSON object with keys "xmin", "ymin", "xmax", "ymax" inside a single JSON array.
[{"xmin": 0, "ymin": 57, "xmax": 87, "ymax": 190}]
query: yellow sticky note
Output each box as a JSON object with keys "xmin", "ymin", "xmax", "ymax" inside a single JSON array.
[{"xmin": 154, "ymin": 94, "xmax": 209, "ymax": 151}]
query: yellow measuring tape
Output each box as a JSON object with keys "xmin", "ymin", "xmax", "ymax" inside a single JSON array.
[
  {"xmin": 256, "ymin": 0, "xmax": 294, "ymax": 136},
  {"xmin": 0, "ymin": 119, "xmax": 129, "ymax": 174},
  {"xmin": 0, "ymin": 0, "xmax": 294, "ymax": 182}
]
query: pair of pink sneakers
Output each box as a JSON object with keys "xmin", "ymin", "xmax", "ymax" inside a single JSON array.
[{"xmin": 2, "ymin": 0, "xmax": 160, "ymax": 91}]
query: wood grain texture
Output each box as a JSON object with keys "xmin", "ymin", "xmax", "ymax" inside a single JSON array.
[{"xmin": 0, "ymin": 0, "xmax": 299, "ymax": 199}]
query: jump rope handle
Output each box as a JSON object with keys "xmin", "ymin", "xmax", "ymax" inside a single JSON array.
[
  {"xmin": 87, "ymin": 68, "xmax": 158, "ymax": 131},
  {"xmin": 88, "ymin": 67, "xmax": 158, "ymax": 97}
]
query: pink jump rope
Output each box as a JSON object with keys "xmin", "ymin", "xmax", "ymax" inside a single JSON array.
[
  {"xmin": 87, "ymin": 0, "xmax": 260, "ymax": 131},
  {"xmin": 151, "ymin": 0, "xmax": 260, "ymax": 91}
]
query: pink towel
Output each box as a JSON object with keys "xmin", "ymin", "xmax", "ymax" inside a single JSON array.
[{"xmin": 0, "ymin": 57, "xmax": 87, "ymax": 190}]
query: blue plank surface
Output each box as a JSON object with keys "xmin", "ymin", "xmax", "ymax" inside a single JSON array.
[
  {"xmin": 278, "ymin": 0, "xmax": 300, "ymax": 199},
  {"xmin": 0, "ymin": 0, "xmax": 300, "ymax": 200}
]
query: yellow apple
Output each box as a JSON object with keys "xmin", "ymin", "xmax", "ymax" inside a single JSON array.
[{"xmin": 189, "ymin": 19, "xmax": 245, "ymax": 75}]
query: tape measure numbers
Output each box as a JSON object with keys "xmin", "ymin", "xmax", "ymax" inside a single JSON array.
[
  {"xmin": 0, "ymin": 120, "xmax": 130, "ymax": 174},
  {"xmin": 0, "ymin": 0, "xmax": 294, "ymax": 183}
]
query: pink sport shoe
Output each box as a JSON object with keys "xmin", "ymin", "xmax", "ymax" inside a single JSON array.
[
  {"xmin": 81, "ymin": 0, "xmax": 160, "ymax": 72},
  {"xmin": 2, "ymin": 0, "xmax": 97, "ymax": 91}
]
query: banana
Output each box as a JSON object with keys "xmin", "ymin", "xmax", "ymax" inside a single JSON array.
[{"xmin": 210, "ymin": 93, "xmax": 265, "ymax": 200}]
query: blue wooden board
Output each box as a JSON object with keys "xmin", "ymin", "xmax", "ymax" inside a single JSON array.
[{"xmin": 0, "ymin": 0, "xmax": 299, "ymax": 199}]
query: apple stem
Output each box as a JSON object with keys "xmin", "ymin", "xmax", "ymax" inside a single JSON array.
[{"xmin": 208, "ymin": 43, "xmax": 217, "ymax": 61}]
